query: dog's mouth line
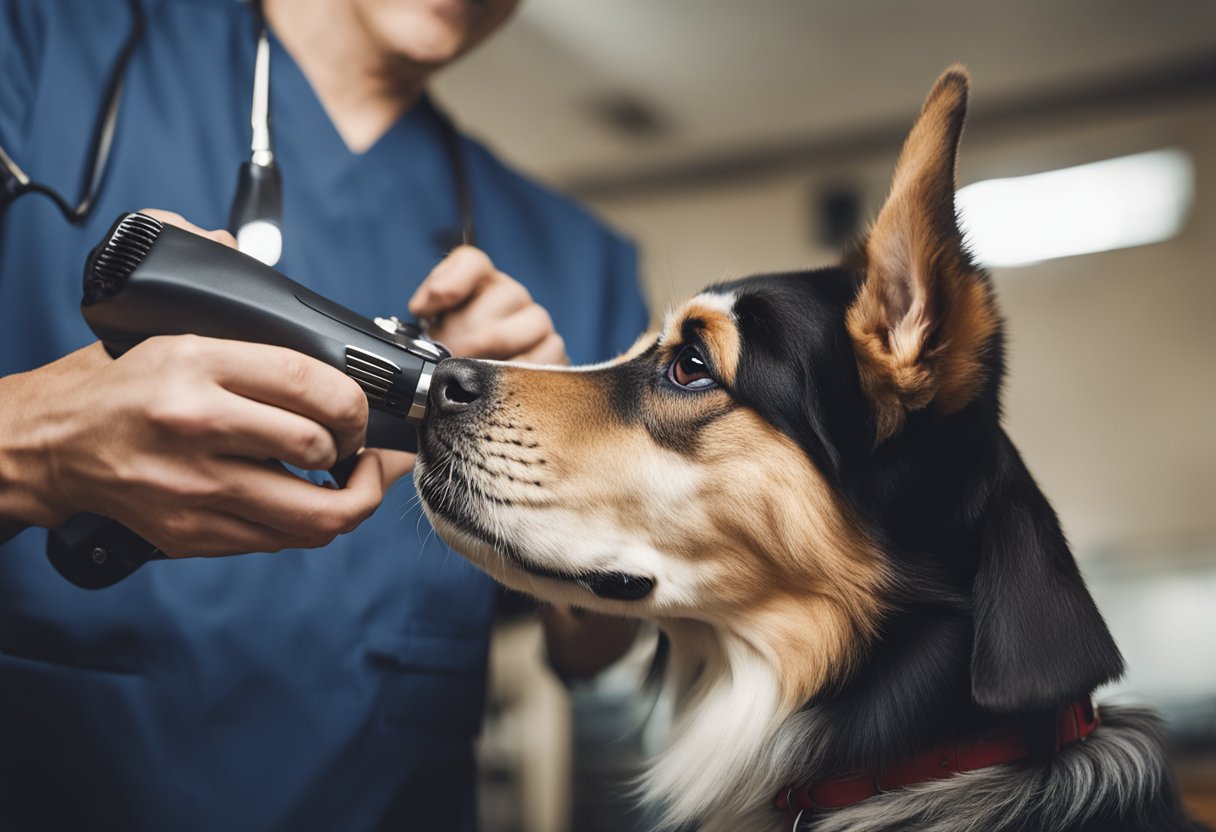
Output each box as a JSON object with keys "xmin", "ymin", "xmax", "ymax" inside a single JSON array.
[
  {"xmin": 416, "ymin": 445, "xmax": 656, "ymax": 603},
  {"xmin": 497, "ymin": 545, "xmax": 655, "ymax": 602}
]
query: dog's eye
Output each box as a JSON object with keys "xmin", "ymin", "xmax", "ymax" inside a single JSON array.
[{"xmin": 667, "ymin": 345, "xmax": 717, "ymax": 390}]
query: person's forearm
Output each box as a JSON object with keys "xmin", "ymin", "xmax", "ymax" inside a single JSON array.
[
  {"xmin": 0, "ymin": 364, "xmax": 73, "ymax": 540},
  {"xmin": 0, "ymin": 368, "xmax": 70, "ymax": 542}
]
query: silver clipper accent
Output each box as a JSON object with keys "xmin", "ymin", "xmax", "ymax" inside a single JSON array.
[
  {"xmin": 345, "ymin": 344, "xmax": 400, "ymax": 405},
  {"xmin": 345, "ymin": 344, "xmax": 436, "ymax": 422}
]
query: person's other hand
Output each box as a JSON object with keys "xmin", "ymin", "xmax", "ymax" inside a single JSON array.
[
  {"xmin": 0, "ymin": 211, "xmax": 414, "ymax": 555},
  {"xmin": 543, "ymin": 605, "xmax": 641, "ymax": 681},
  {"xmin": 408, "ymin": 246, "xmax": 568, "ymax": 364}
]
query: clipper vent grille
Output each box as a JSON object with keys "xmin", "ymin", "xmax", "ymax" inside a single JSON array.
[
  {"xmin": 86, "ymin": 212, "xmax": 164, "ymax": 300},
  {"xmin": 345, "ymin": 345, "xmax": 401, "ymax": 404}
]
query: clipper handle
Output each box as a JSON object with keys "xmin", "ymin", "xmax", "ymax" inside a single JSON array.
[{"xmin": 46, "ymin": 514, "xmax": 164, "ymax": 590}]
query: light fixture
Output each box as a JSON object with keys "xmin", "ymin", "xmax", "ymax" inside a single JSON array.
[{"xmin": 956, "ymin": 149, "xmax": 1194, "ymax": 268}]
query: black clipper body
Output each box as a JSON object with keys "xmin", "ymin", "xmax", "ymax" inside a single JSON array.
[
  {"xmin": 83, "ymin": 211, "xmax": 447, "ymax": 446},
  {"xmin": 49, "ymin": 211, "xmax": 449, "ymax": 588}
]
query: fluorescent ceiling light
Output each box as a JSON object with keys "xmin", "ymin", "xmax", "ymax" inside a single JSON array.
[{"xmin": 956, "ymin": 149, "xmax": 1194, "ymax": 268}]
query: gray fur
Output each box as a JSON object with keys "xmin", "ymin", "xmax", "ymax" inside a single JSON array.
[
  {"xmin": 626, "ymin": 639, "xmax": 1188, "ymax": 832},
  {"xmin": 792, "ymin": 705, "xmax": 1173, "ymax": 832}
]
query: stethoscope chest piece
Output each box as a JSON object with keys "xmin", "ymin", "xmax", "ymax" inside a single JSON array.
[
  {"xmin": 230, "ymin": 159, "xmax": 282, "ymax": 266},
  {"xmin": 230, "ymin": 6, "xmax": 283, "ymax": 266}
]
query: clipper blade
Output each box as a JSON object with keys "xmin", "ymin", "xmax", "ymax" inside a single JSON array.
[{"xmin": 84, "ymin": 212, "xmax": 164, "ymax": 303}]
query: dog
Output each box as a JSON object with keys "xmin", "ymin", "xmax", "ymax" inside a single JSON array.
[{"xmin": 414, "ymin": 67, "xmax": 1209, "ymax": 832}]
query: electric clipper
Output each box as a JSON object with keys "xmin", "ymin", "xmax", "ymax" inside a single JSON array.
[{"xmin": 47, "ymin": 211, "xmax": 449, "ymax": 588}]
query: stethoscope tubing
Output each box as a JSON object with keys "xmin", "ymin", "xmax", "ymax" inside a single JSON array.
[
  {"xmin": 0, "ymin": 0, "xmax": 145, "ymax": 224},
  {"xmin": 0, "ymin": 0, "xmax": 475, "ymax": 249}
]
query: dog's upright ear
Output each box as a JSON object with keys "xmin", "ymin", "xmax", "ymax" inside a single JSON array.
[
  {"xmin": 851, "ymin": 67, "xmax": 1124, "ymax": 712},
  {"xmin": 847, "ymin": 67, "xmax": 999, "ymax": 442},
  {"xmin": 971, "ymin": 435, "xmax": 1125, "ymax": 712}
]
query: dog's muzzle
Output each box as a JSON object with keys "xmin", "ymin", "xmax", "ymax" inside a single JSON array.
[{"xmin": 418, "ymin": 359, "xmax": 657, "ymax": 603}]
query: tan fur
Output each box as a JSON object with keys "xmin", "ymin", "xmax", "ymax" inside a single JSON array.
[
  {"xmin": 847, "ymin": 66, "xmax": 999, "ymax": 443},
  {"xmin": 423, "ymin": 346, "xmax": 889, "ymax": 829},
  {"xmin": 432, "ymin": 290, "xmax": 888, "ymax": 709},
  {"xmin": 682, "ymin": 410, "xmax": 887, "ymax": 706},
  {"xmin": 662, "ymin": 297, "xmax": 743, "ymax": 386},
  {"xmin": 620, "ymin": 330, "xmax": 660, "ymax": 362},
  {"xmin": 467, "ymin": 360, "xmax": 887, "ymax": 709}
]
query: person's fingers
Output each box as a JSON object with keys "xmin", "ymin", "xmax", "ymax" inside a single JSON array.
[
  {"xmin": 363, "ymin": 448, "xmax": 417, "ymax": 485},
  {"xmin": 155, "ymin": 510, "xmax": 314, "ymax": 558},
  {"xmin": 209, "ymin": 392, "xmax": 340, "ymax": 470},
  {"xmin": 215, "ymin": 453, "xmax": 385, "ymax": 541},
  {"xmin": 408, "ymin": 246, "xmax": 498, "ymax": 319},
  {"xmin": 185, "ymin": 338, "xmax": 369, "ymax": 459},
  {"xmin": 407, "ymin": 248, "xmax": 565, "ymax": 360},
  {"xmin": 207, "ymin": 229, "xmax": 238, "ymax": 249},
  {"xmin": 139, "ymin": 209, "xmax": 202, "ymax": 233},
  {"xmin": 425, "ymin": 276, "xmax": 533, "ymax": 343},
  {"xmin": 513, "ymin": 332, "xmax": 568, "ymax": 366},
  {"xmin": 446, "ymin": 303, "xmax": 556, "ymax": 360},
  {"xmin": 138, "ymin": 209, "xmax": 237, "ymax": 248}
]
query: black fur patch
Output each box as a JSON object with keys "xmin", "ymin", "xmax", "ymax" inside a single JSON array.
[
  {"xmin": 604, "ymin": 333, "xmax": 736, "ymax": 457},
  {"xmin": 698, "ymin": 267, "xmax": 1125, "ymax": 783}
]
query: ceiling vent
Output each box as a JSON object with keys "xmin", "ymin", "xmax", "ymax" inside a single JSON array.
[{"xmin": 583, "ymin": 93, "xmax": 670, "ymax": 139}]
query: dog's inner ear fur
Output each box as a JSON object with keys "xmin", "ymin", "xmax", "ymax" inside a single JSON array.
[{"xmin": 848, "ymin": 66, "xmax": 999, "ymax": 442}]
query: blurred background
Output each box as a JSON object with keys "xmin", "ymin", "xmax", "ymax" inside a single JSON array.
[{"xmin": 432, "ymin": 1, "xmax": 1216, "ymax": 829}]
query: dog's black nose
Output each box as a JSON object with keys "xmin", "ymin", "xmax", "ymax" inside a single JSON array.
[{"xmin": 431, "ymin": 359, "xmax": 486, "ymax": 415}]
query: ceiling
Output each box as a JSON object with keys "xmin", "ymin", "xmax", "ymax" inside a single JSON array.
[{"xmin": 433, "ymin": 0, "xmax": 1216, "ymax": 188}]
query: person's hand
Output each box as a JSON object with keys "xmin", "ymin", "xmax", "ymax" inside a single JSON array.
[
  {"xmin": 408, "ymin": 246, "xmax": 568, "ymax": 364},
  {"xmin": 542, "ymin": 606, "xmax": 641, "ymax": 681},
  {"xmin": 0, "ymin": 211, "xmax": 414, "ymax": 556}
]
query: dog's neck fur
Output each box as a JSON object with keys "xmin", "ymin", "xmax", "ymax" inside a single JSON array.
[
  {"xmin": 642, "ymin": 620, "xmax": 797, "ymax": 831},
  {"xmin": 642, "ymin": 621, "xmax": 1189, "ymax": 832}
]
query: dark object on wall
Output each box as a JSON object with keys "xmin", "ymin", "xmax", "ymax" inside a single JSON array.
[{"xmin": 815, "ymin": 183, "xmax": 863, "ymax": 249}]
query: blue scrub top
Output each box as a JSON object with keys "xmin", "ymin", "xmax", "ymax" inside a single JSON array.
[{"xmin": 0, "ymin": 1, "xmax": 648, "ymax": 829}]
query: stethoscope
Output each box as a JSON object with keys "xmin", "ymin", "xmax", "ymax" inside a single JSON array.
[{"xmin": 0, "ymin": 0, "xmax": 476, "ymax": 267}]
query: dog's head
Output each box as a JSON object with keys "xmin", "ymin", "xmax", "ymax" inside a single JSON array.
[{"xmin": 416, "ymin": 67, "xmax": 1122, "ymax": 718}]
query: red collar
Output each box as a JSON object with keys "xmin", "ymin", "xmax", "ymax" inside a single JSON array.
[{"xmin": 775, "ymin": 698, "xmax": 1099, "ymax": 816}]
